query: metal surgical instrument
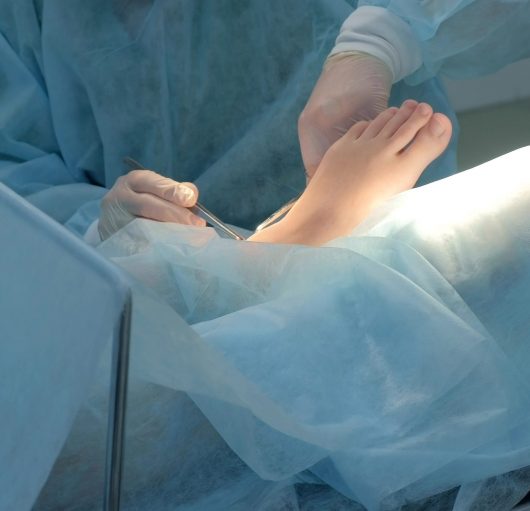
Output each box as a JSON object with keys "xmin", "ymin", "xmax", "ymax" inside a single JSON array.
[
  {"xmin": 254, "ymin": 195, "xmax": 300, "ymax": 232},
  {"xmin": 123, "ymin": 157, "xmax": 245, "ymax": 240}
]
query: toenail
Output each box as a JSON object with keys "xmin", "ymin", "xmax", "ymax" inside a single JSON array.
[
  {"xmin": 418, "ymin": 103, "xmax": 431, "ymax": 115},
  {"xmin": 429, "ymin": 118, "xmax": 446, "ymax": 137}
]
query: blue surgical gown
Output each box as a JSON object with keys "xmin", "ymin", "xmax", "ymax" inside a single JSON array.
[{"xmin": 360, "ymin": 0, "xmax": 530, "ymax": 83}]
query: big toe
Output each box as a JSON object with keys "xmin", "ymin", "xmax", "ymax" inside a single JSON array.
[{"xmin": 403, "ymin": 113, "xmax": 452, "ymax": 168}]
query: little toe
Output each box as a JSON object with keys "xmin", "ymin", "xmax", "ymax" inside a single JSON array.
[
  {"xmin": 387, "ymin": 103, "xmax": 433, "ymax": 150},
  {"xmin": 378, "ymin": 100, "xmax": 419, "ymax": 139},
  {"xmin": 360, "ymin": 107, "xmax": 399, "ymax": 139},
  {"xmin": 402, "ymin": 113, "xmax": 452, "ymax": 168},
  {"xmin": 347, "ymin": 120, "xmax": 370, "ymax": 140}
]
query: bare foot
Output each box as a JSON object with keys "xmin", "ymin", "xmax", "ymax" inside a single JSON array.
[{"xmin": 250, "ymin": 100, "xmax": 452, "ymax": 245}]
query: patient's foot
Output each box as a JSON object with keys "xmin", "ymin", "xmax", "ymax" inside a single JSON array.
[{"xmin": 250, "ymin": 100, "xmax": 452, "ymax": 245}]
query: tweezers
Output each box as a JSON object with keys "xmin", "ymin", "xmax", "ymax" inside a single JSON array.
[
  {"xmin": 254, "ymin": 195, "xmax": 300, "ymax": 232},
  {"xmin": 123, "ymin": 157, "xmax": 245, "ymax": 241}
]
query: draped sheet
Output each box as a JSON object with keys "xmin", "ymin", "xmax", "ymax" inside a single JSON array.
[{"xmin": 35, "ymin": 148, "xmax": 530, "ymax": 510}]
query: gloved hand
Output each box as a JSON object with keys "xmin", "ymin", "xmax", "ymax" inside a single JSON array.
[
  {"xmin": 98, "ymin": 169, "xmax": 206, "ymax": 240},
  {"xmin": 298, "ymin": 51, "xmax": 392, "ymax": 179}
]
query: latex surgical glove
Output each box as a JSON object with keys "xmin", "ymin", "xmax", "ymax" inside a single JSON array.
[
  {"xmin": 298, "ymin": 51, "xmax": 392, "ymax": 179},
  {"xmin": 98, "ymin": 169, "xmax": 206, "ymax": 240}
]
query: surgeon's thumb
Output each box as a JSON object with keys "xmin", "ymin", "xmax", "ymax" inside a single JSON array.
[{"xmin": 164, "ymin": 181, "xmax": 199, "ymax": 207}]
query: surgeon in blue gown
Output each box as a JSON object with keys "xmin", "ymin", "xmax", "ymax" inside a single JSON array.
[
  {"xmin": 0, "ymin": 0, "xmax": 529, "ymax": 244},
  {"xmin": 1, "ymin": 0, "xmax": 529, "ymax": 244},
  {"xmin": 2, "ymin": 1, "xmax": 530, "ymax": 510}
]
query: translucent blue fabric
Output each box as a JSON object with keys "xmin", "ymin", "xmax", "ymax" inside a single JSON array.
[
  {"xmin": 0, "ymin": 0, "xmax": 457, "ymax": 236},
  {"xmin": 0, "ymin": 183, "xmax": 130, "ymax": 511},
  {"xmin": 360, "ymin": 0, "xmax": 530, "ymax": 83},
  {"xmin": 34, "ymin": 148, "xmax": 530, "ymax": 510}
]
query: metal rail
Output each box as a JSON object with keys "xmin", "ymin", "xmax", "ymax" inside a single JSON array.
[{"xmin": 103, "ymin": 295, "xmax": 132, "ymax": 511}]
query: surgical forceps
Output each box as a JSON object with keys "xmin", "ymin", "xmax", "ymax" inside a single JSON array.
[
  {"xmin": 254, "ymin": 195, "xmax": 300, "ymax": 232},
  {"xmin": 123, "ymin": 157, "xmax": 245, "ymax": 240}
]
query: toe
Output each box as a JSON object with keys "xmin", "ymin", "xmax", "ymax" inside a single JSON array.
[
  {"xmin": 377, "ymin": 100, "xmax": 419, "ymax": 139},
  {"xmin": 360, "ymin": 107, "xmax": 399, "ymax": 139},
  {"xmin": 387, "ymin": 103, "xmax": 433, "ymax": 150},
  {"xmin": 401, "ymin": 113, "xmax": 452, "ymax": 168},
  {"xmin": 346, "ymin": 120, "xmax": 370, "ymax": 140}
]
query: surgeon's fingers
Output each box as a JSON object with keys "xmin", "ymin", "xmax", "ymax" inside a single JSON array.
[
  {"xmin": 123, "ymin": 190, "xmax": 206, "ymax": 226},
  {"xmin": 125, "ymin": 170, "xmax": 199, "ymax": 207}
]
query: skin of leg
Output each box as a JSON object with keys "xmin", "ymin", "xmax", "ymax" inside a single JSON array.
[{"xmin": 249, "ymin": 102, "xmax": 452, "ymax": 246}]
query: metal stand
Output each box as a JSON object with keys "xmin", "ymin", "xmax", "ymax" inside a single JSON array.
[{"xmin": 103, "ymin": 295, "xmax": 132, "ymax": 511}]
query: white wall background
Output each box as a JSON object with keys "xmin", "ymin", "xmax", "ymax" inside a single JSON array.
[{"xmin": 443, "ymin": 58, "xmax": 530, "ymax": 112}]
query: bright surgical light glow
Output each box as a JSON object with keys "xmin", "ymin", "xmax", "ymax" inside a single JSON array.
[{"xmin": 359, "ymin": 146, "xmax": 530, "ymax": 242}]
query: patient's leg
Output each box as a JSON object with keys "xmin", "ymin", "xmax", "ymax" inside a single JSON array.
[{"xmin": 250, "ymin": 100, "xmax": 452, "ymax": 246}]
